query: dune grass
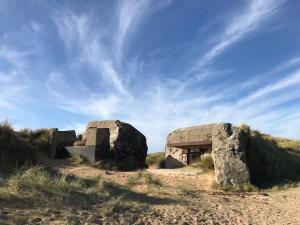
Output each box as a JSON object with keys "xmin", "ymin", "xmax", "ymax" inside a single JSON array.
[
  {"xmin": 71, "ymin": 154, "xmax": 89, "ymax": 165},
  {"xmin": 127, "ymin": 171, "xmax": 162, "ymax": 187},
  {"xmin": 175, "ymin": 186, "xmax": 190, "ymax": 195},
  {"xmin": 212, "ymin": 182, "xmax": 259, "ymax": 192},
  {"xmin": 17, "ymin": 128, "xmax": 51, "ymax": 155},
  {"xmin": 0, "ymin": 166, "xmax": 110, "ymax": 206},
  {"xmin": 191, "ymin": 155, "xmax": 214, "ymax": 172},
  {"xmin": 246, "ymin": 129, "xmax": 300, "ymax": 188},
  {"xmin": 0, "ymin": 165, "xmax": 145, "ymax": 218},
  {"xmin": 103, "ymin": 195, "xmax": 134, "ymax": 216},
  {"xmin": 0, "ymin": 121, "xmax": 36, "ymax": 174}
]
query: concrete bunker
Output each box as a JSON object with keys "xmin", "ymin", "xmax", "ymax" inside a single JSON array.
[
  {"xmin": 49, "ymin": 129, "xmax": 76, "ymax": 158},
  {"xmin": 165, "ymin": 123, "xmax": 250, "ymax": 185},
  {"xmin": 49, "ymin": 120, "xmax": 148, "ymax": 166}
]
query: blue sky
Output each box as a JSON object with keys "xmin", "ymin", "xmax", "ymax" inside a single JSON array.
[{"xmin": 0, "ymin": 0, "xmax": 300, "ymax": 151}]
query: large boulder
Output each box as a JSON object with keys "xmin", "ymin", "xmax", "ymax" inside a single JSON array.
[{"xmin": 212, "ymin": 123, "xmax": 250, "ymax": 185}]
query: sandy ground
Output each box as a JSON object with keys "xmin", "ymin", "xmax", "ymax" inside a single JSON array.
[{"xmin": 0, "ymin": 158, "xmax": 300, "ymax": 225}]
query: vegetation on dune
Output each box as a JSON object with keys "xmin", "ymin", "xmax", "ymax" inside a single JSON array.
[
  {"xmin": 17, "ymin": 128, "xmax": 51, "ymax": 154},
  {"xmin": 146, "ymin": 152, "xmax": 165, "ymax": 168},
  {"xmin": 262, "ymin": 134, "xmax": 300, "ymax": 152},
  {"xmin": 245, "ymin": 129, "xmax": 300, "ymax": 188},
  {"xmin": 0, "ymin": 166, "xmax": 178, "ymax": 222},
  {"xmin": 212, "ymin": 182, "xmax": 259, "ymax": 192},
  {"xmin": 0, "ymin": 121, "xmax": 36, "ymax": 173},
  {"xmin": 0, "ymin": 166, "xmax": 108, "ymax": 206},
  {"xmin": 0, "ymin": 165, "xmax": 142, "ymax": 215}
]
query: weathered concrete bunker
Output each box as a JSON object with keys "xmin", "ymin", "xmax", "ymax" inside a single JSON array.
[
  {"xmin": 49, "ymin": 120, "xmax": 148, "ymax": 165},
  {"xmin": 49, "ymin": 129, "xmax": 76, "ymax": 158},
  {"xmin": 165, "ymin": 123, "xmax": 250, "ymax": 185}
]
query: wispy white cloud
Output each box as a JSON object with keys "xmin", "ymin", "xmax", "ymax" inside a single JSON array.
[
  {"xmin": 189, "ymin": 0, "xmax": 285, "ymax": 72},
  {"xmin": 53, "ymin": 9, "xmax": 128, "ymax": 94},
  {"xmin": 54, "ymin": 10, "xmax": 89, "ymax": 49},
  {"xmin": 0, "ymin": 46, "xmax": 30, "ymax": 70},
  {"xmin": 0, "ymin": 45, "xmax": 31, "ymax": 112},
  {"xmin": 116, "ymin": 0, "xmax": 150, "ymax": 61},
  {"xmin": 0, "ymin": 70, "xmax": 27, "ymax": 110},
  {"xmin": 242, "ymin": 68, "xmax": 300, "ymax": 102},
  {"xmin": 49, "ymin": 1, "xmax": 173, "ymax": 119},
  {"xmin": 46, "ymin": 71, "xmax": 122, "ymax": 118},
  {"xmin": 115, "ymin": 0, "xmax": 172, "ymax": 62},
  {"xmin": 205, "ymin": 0, "xmax": 283, "ymax": 62}
]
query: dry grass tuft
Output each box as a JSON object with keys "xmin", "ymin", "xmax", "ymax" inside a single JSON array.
[
  {"xmin": 127, "ymin": 171, "xmax": 162, "ymax": 187},
  {"xmin": 175, "ymin": 186, "xmax": 190, "ymax": 195},
  {"xmin": 191, "ymin": 155, "xmax": 214, "ymax": 172},
  {"xmin": 71, "ymin": 154, "xmax": 89, "ymax": 165},
  {"xmin": 212, "ymin": 182, "xmax": 259, "ymax": 192},
  {"xmin": 103, "ymin": 196, "xmax": 133, "ymax": 216}
]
